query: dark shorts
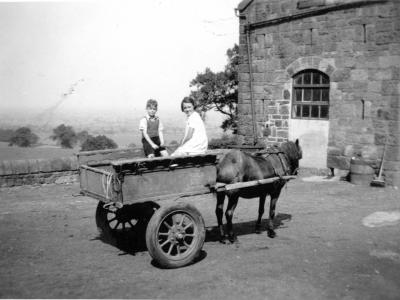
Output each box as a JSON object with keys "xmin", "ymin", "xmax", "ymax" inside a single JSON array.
[{"xmin": 142, "ymin": 136, "xmax": 166, "ymax": 157}]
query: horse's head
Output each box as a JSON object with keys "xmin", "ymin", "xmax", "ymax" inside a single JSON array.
[{"xmin": 281, "ymin": 139, "xmax": 302, "ymax": 175}]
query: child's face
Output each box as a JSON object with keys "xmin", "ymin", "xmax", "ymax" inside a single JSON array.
[
  {"xmin": 147, "ymin": 105, "xmax": 157, "ymax": 117},
  {"xmin": 182, "ymin": 102, "xmax": 194, "ymax": 116}
]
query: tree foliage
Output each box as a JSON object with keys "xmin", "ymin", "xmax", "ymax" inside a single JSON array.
[
  {"xmin": 51, "ymin": 124, "xmax": 77, "ymax": 148},
  {"xmin": 9, "ymin": 127, "xmax": 39, "ymax": 147},
  {"xmin": 80, "ymin": 135, "xmax": 118, "ymax": 151},
  {"xmin": 189, "ymin": 44, "xmax": 239, "ymax": 133}
]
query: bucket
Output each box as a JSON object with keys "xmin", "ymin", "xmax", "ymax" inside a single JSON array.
[{"xmin": 349, "ymin": 158, "xmax": 375, "ymax": 185}]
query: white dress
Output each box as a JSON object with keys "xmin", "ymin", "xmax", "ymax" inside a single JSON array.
[{"xmin": 172, "ymin": 112, "xmax": 208, "ymax": 155}]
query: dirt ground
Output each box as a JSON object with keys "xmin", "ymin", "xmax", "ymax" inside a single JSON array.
[{"xmin": 0, "ymin": 177, "xmax": 399, "ymax": 299}]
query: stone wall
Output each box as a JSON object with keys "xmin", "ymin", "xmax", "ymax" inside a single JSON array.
[
  {"xmin": 0, "ymin": 148, "xmax": 145, "ymax": 188},
  {"xmin": 0, "ymin": 157, "xmax": 79, "ymax": 187},
  {"xmin": 237, "ymin": 0, "xmax": 400, "ymax": 186}
]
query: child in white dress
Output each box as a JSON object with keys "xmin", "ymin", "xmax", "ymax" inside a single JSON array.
[{"xmin": 172, "ymin": 97, "xmax": 208, "ymax": 156}]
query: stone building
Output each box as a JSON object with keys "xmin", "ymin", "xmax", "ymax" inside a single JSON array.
[{"xmin": 236, "ymin": 0, "xmax": 400, "ymax": 186}]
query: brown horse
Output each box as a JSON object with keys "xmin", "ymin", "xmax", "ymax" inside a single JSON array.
[{"xmin": 215, "ymin": 140, "xmax": 302, "ymax": 243}]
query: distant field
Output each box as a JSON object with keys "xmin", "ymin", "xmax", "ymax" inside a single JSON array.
[
  {"xmin": 0, "ymin": 124, "xmax": 224, "ymax": 161},
  {"xmin": 0, "ymin": 142, "xmax": 77, "ymax": 161}
]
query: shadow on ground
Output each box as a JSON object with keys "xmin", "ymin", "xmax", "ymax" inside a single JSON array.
[{"xmin": 95, "ymin": 205, "xmax": 292, "ymax": 255}]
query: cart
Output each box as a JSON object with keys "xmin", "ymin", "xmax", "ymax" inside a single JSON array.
[{"xmin": 78, "ymin": 148, "xmax": 295, "ymax": 269}]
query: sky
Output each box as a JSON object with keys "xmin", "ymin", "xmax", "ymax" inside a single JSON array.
[{"xmin": 0, "ymin": 0, "xmax": 240, "ymax": 119}]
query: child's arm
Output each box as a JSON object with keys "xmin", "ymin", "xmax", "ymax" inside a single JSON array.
[
  {"xmin": 180, "ymin": 127, "xmax": 194, "ymax": 146},
  {"xmin": 159, "ymin": 120, "xmax": 165, "ymax": 146},
  {"xmin": 142, "ymin": 130, "xmax": 159, "ymax": 149}
]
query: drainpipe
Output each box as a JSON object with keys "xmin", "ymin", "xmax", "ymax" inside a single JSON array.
[
  {"xmin": 236, "ymin": 7, "xmax": 258, "ymax": 145},
  {"xmin": 245, "ymin": 21, "xmax": 258, "ymax": 145}
]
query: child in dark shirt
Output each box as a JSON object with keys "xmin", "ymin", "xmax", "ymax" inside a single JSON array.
[{"xmin": 139, "ymin": 99, "xmax": 168, "ymax": 158}]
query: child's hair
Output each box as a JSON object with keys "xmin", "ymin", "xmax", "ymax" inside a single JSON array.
[
  {"xmin": 180, "ymin": 97, "xmax": 196, "ymax": 112},
  {"xmin": 146, "ymin": 99, "xmax": 158, "ymax": 109}
]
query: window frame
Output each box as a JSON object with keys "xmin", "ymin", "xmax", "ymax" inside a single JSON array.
[{"xmin": 291, "ymin": 69, "xmax": 330, "ymax": 120}]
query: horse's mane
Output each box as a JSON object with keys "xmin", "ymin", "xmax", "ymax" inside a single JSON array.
[{"xmin": 280, "ymin": 140, "xmax": 302, "ymax": 160}]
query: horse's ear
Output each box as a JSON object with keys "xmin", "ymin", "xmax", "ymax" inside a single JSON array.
[{"xmin": 295, "ymin": 139, "xmax": 299, "ymax": 146}]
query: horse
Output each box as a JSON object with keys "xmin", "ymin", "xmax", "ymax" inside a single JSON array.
[{"xmin": 215, "ymin": 139, "xmax": 302, "ymax": 243}]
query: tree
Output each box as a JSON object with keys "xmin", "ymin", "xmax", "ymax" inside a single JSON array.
[
  {"xmin": 9, "ymin": 127, "xmax": 39, "ymax": 147},
  {"xmin": 189, "ymin": 44, "xmax": 239, "ymax": 133},
  {"xmin": 80, "ymin": 135, "xmax": 118, "ymax": 151},
  {"xmin": 76, "ymin": 130, "xmax": 89, "ymax": 145},
  {"xmin": 51, "ymin": 124, "xmax": 77, "ymax": 148}
]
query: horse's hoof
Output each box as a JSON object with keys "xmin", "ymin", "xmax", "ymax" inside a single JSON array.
[
  {"xmin": 228, "ymin": 235, "xmax": 238, "ymax": 244},
  {"xmin": 267, "ymin": 229, "xmax": 276, "ymax": 238},
  {"xmin": 219, "ymin": 237, "xmax": 227, "ymax": 244},
  {"xmin": 255, "ymin": 226, "xmax": 262, "ymax": 234}
]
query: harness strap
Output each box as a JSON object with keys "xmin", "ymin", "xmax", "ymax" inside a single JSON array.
[{"xmin": 260, "ymin": 152, "xmax": 290, "ymax": 177}]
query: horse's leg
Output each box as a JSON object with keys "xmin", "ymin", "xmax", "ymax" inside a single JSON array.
[
  {"xmin": 255, "ymin": 193, "xmax": 267, "ymax": 234},
  {"xmin": 267, "ymin": 188, "xmax": 282, "ymax": 238},
  {"xmin": 225, "ymin": 194, "xmax": 239, "ymax": 243},
  {"xmin": 215, "ymin": 192, "xmax": 226, "ymax": 243}
]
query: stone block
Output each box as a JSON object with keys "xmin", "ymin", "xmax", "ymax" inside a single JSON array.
[
  {"xmin": 268, "ymin": 107, "xmax": 278, "ymax": 114},
  {"xmin": 239, "ymin": 73, "xmax": 250, "ymax": 81},
  {"xmin": 376, "ymin": 32, "xmax": 394, "ymax": 46},
  {"xmin": 254, "ymin": 61, "xmax": 266, "ymax": 73},
  {"xmin": 279, "ymin": 104, "xmax": 290, "ymax": 115},
  {"xmin": 379, "ymin": 56, "xmax": 400, "ymax": 69},
  {"xmin": 327, "ymin": 155, "xmax": 351, "ymax": 170},
  {"xmin": 332, "ymin": 68, "xmax": 350, "ymax": 82},
  {"xmin": 367, "ymin": 81, "xmax": 381, "ymax": 93},
  {"xmin": 253, "ymin": 73, "xmax": 265, "ymax": 82},
  {"xmin": 369, "ymin": 69, "xmax": 393, "ymax": 81},
  {"xmin": 277, "ymin": 130, "xmax": 288, "ymax": 138},
  {"xmin": 328, "ymin": 146, "xmax": 343, "ymax": 156},
  {"xmin": 381, "ymin": 80, "xmax": 399, "ymax": 95},
  {"xmin": 344, "ymin": 145, "xmax": 355, "ymax": 157},
  {"xmin": 350, "ymin": 69, "xmax": 368, "ymax": 81},
  {"xmin": 361, "ymin": 145, "xmax": 379, "ymax": 160},
  {"xmin": 239, "ymin": 64, "xmax": 250, "ymax": 73}
]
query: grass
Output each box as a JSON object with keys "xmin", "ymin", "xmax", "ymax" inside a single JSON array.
[{"xmin": 0, "ymin": 142, "xmax": 77, "ymax": 161}]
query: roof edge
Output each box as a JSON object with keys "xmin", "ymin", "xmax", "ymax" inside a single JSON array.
[{"xmin": 237, "ymin": 0, "xmax": 254, "ymax": 12}]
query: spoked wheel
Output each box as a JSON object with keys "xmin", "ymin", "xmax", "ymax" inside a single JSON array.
[
  {"xmin": 96, "ymin": 201, "xmax": 159, "ymax": 241},
  {"xmin": 146, "ymin": 202, "xmax": 205, "ymax": 269}
]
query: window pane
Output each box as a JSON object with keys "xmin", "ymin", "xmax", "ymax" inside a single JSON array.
[
  {"xmin": 312, "ymin": 89, "xmax": 321, "ymax": 101},
  {"xmin": 294, "ymin": 74, "xmax": 302, "ymax": 85},
  {"xmin": 321, "ymin": 74, "xmax": 329, "ymax": 84},
  {"xmin": 312, "ymin": 72, "xmax": 320, "ymax": 84},
  {"xmin": 320, "ymin": 106, "xmax": 329, "ymax": 119},
  {"xmin": 304, "ymin": 88, "xmax": 311, "ymax": 101},
  {"xmin": 321, "ymin": 89, "xmax": 329, "ymax": 101},
  {"xmin": 293, "ymin": 105, "xmax": 301, "ymax": 118},
  {"xmin": 311, "ymin": 105, "xmax": 319, "ymax": 118},
  {"xmin": 295, "ymin": 89, "xmax": 302, "ymax": 101},
  {"xmin": 304, "ymin": 72, "xmax": 311, "ymax": 84},
  {"xmin": 302, "ymin": 105, "xmax": 310, "ymax": 117}
]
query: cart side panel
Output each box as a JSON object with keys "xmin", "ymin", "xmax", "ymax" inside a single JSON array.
[
  {"xmin": 79, "ymin": 165, "xmax": 115, "ymax": 202},
  {"xmin": 121, "ymin": 164, "xmax": 216, "ymax": 203}
]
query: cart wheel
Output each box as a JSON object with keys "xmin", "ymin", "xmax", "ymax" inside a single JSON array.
[
  {"xmin": 146, "ymin": 202, "xmax": 205, "ymax": 269},
  {"xmin": 95, "ymin": 201, "xmax": 159, "ymax": 240}
]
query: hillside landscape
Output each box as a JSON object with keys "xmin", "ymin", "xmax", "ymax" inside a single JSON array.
[{"xmin": 0, "ymin": 109, "xmax": 227, "ymax": 160}]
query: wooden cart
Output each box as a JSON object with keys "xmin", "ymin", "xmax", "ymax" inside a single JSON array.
[{"xmin": 78, "ymin": 149, "xmax": 295, "ymax": 268}]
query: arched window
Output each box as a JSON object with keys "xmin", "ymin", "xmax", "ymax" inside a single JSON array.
[{"xmin": 292, "ymin": 70, "xmax": 329, "ymax": 120}]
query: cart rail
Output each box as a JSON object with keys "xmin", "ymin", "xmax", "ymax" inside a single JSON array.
[{"xmin": 214, "ymin": 175, "xmax": 297, "ymax": 192}]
